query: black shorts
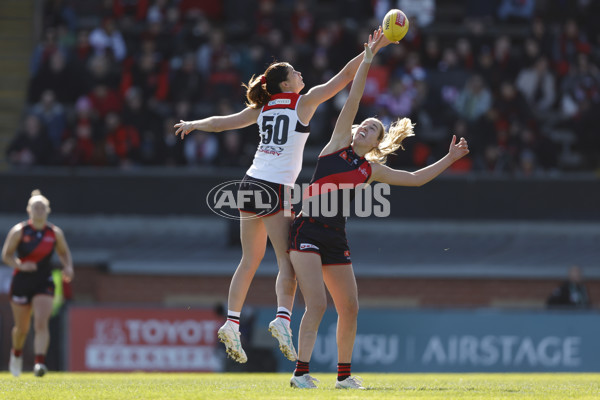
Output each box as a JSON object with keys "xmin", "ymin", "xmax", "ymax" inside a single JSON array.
[
  {"xmin": 10, "ymin": 272, "xmax": 55, "ymax": 305},
  {"xmin": 238, "ymin": 175, "xmax": 293, "ymax": 217},
  {"xmin": 289, "ymin": 217, "xmax": 351, "ymax": 265}
]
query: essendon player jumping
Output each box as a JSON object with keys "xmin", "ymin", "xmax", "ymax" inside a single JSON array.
[
  {"xmin": 1, "ymin": 190, "xmax": 74, "ymax": 377},
  {"xmin": 288, "ymin": 44, "xmax": 469, "ymax": 389}
]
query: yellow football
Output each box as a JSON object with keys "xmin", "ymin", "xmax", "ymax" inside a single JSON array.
[{"xmin": 382, "ymin": 9, "xmax": 409, "ymax": 42}]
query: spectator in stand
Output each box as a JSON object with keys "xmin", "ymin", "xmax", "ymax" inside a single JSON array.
[
  {"xmin": 147, "ymin": 0, "xmax": 169, "ymax": 24},
  {"xmin": 291, "ymin": 0, "xmax": 314, "ymax": 45},
  {"xmin": 208, "ymin": 55, "xmax": 242, "ymax": 100},
  {"xmin": 122, "ymin": 53, "xmax": 170, "ymax": 105},
  {"xmin": 217, "ymin": 130, "xmax": 247, "ymax": 167},
  {"xmin": 516, "ymin": 56, "xmax": 556, "ymax": 116},
  {"xmin": 157, "ymin": 117, "xmax": 185, "ymax": 166},
  {"xmin": 496, "ymin": 81, "xmax": 536, "ymax": 134},
  {"xmin": 122, "ymin": 87, "xmax": 162, "ymax": 165},
  {"xmin": 455, "ymin": 75, "xmax": 492, "ymax": 123},
  {"xmin": 359, "ymin": 56, "xmax": 391, "ymax": 115},
  {"xmin": 169, "ymin": 53, "xmax": 204, "ymax": 103},
  {"xmin": 559, "ymin": 53, "xmax": 600, "ymax": 168},
  {"xmin": 87, "ymin": 54, "xmax": 121, "ymax": 91},
  {"xmin": 178, "ymin": 0, "xmax": 222, "ymax": 20},
  {"xmin": 522, "ymin": 37, "xmax": 541, "ymax": 68},
  {"xmin": 60, "ymin": 122, "xmax": 95, "ymax": 167},
  {"xmin": 489, "ymin": 81, "xmax": 538, "ymax": 173},
  {"xmin": 397, "ymin": 0, "xmax": 436, "ymax": 28},
  {"xmin": 6, "ymin": 115, "xmax": 54, "ymax": 166},
  {"xmin": 492, "ymin": 35, "xmax": 520, "ymax": 83},
  {"xmin": 376, "ymin": 76, "xmax": 418, "ymax": 121},
  {"xmin": 547, "ymin": 265, "xmax": 591, "ymax": 309},
  {"xmin": 456, "ymin": 37, "xmax": 475, "ymax": 71},
  {"xmin": 181, "ymin": 12, "xmax": 211, "ymax": 53},
  {"xmin": 59, "ymin": 96, "xmax": 102, "ymax": 166},
  {"xmin": 196, "ymin": 29, "xmax": 231, "ymax": 78},
  {"xmin": 475, "ymin": 45, "xmax": 505, "ymax": 92},
  {"xmin": 89, "ymin": 17, "xmax": 127, "ymax": 62},
  {"xmin": 112, "ymin": 0, "xmax": 149, "ymax": 21},
  {"xmin": 530, "ymin": 17, "xmax": 554, "ymax": 59},
  {"xmin": 464, "ymin": 0, "xmax": 496, "ymax": 22},
  {"xmin": 87, "ymin": 83, "xmax": 123, "ymax": 118},
  {"xmin": 104, "ymin": 112, "xmax": 141, "ymax": 167},
  {"xmin": 172, "ymin": 100, "xmax": 194, "ymax": 125},
  {"xmin": 421, "ymin": 36, "xmax": 442, "ymax": 71},
  {"xmin": 29, "ymin": 27, "xmax": 64, "ymax": 76},
  {"xmin": 28, "ymin": 51, "xmax": 80, "ymax": 104},
  {"xmin": 141, "ymin": 18, "xmax": 173, "ymax": 60},
  {"xmin": 555, "ymin": 18, "xmax": 591, "ymax": 70},
  {"xmin": 211, "ymin": 99, "xmax": 251, "ymax": 168},
  {"xmin": 254, "ymin": 0, "xmax": 279, "ymax": 38},
  {"xmin": 29, "ymin": 90, "xmax": 67, "ymax": 150},
  {"xmin": 122, "ymin": 87, "xmax": 160, "ymax": 136},
  {"xmin": 71, "ymin": 30, "xmax": 94, "ymax": 68},
  {"xmin": 497, "ymin": 0, "xmax": 535, "ymax": 23},
  {"xmin": 184, "ymin": 131, "xmax": 219, "ymax": 166},
  {"xmin": 42, "ymin": 0, "xmax": 78, "ymax": 33}
]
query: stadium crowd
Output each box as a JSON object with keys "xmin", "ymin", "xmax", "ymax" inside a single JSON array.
[{"xmin": 6, "ymin": 0, "xmax": 600, "ymax": 174}]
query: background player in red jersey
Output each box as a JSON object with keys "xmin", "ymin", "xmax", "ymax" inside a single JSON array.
[
  {"xmin": 1, "ymin": 190, "xmax": 74, "ymax": 377},
  {"xmin": 288, "ymin": 43, "xmax": 469, "ymax": 389}
]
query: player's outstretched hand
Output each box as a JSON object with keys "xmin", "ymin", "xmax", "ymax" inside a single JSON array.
[
  {"xmin": 372, "ymin": 26, "xmax": 399, "ymax": 53},
  {"xmin": 448, "ymin": 135, "xmax": 469, "ymax": 161},
  {"xmin": 174, "ymin": 120, "xmax": 196, "ymax": 140}
]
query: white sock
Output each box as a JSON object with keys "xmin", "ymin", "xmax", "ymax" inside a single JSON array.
[
  {"xmin": 276, "ymin": 307, "xmax": 291, "ymax": 327},
  {"xmin": 226, "ymin": 310, "xmax": 241, "ymax": 332}
]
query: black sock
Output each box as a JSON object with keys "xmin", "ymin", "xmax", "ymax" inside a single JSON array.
[
  {"xmin": 337, "ymin": 362, "xmax": 351, "ymax": 381},
  {"xmin": 294, "ymin": 360, "xmax": 309, "ymax": 376}
]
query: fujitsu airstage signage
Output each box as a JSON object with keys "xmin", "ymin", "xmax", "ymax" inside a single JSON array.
[{"xmin": 260, "ymin": 309, "xmax": 600, "ymax": 372}]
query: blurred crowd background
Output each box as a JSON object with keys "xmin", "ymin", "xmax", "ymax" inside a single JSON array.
[{"xmin": 6, "ymin": 0, "xmax": 600, "ymax": 175}]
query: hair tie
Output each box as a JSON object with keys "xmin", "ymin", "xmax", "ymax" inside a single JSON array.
[{"xmin": 260, "ymin": 75, "xmax": 266, "ymax": 84}]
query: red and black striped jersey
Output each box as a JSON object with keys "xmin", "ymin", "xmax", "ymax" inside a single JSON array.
[
  {"xmin": 302, "ymin": 146, "xmax": 372, "ymax": 228},
  {"xmin": 15, "ymin": 221, "xmax": 56, "ymax": 275}
]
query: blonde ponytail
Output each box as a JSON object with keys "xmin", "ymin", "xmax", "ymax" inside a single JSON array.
[
  {"xmin": 365, "ymin": 117, "xmax": 415, "ymax": 164},
  {"xmin": 27, "ymin": 189, "xmax": 50, "ymax": 209}
]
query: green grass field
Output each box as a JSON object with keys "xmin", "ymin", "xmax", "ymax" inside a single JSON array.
[{"xmin": 0, "ymin": 372, "xmax": 598, "ymax": 399}]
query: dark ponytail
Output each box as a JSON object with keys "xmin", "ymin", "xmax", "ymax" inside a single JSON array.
[{"xmin": 244, "ymin": 62, "xmax": 291, "ymax": 108}]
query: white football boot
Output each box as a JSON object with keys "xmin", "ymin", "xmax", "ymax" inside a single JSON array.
[
  {"xmin": 217, "ymin": 321, "xmax": 247, "ymax": 363},
  {"xmin": 290, "ymin": 374, "xmax": 319, "ymax": 389},
  {"xmin": 335, "ymin": 376, "xmax": 365, "ymax": 389},
  {"xmin": 9, "ymin": 353, "xmax": 22, "ymax": 377},
  {"xmin": 268, "ymin": 318, "xmax": 297, "ymax": 361}
]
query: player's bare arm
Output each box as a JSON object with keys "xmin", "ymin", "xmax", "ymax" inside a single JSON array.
[
  {"xmin": 174, "ymin": 107, "xmax": 261, "ymax": 139},
  {"xmin": 370, "ymin": 136, "xmax": 469, "ymax": 186}
]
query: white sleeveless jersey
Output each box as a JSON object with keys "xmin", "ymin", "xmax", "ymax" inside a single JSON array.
[{"xmin": 246, "ymin": 92, "xmax": 310, "ymax": 186}]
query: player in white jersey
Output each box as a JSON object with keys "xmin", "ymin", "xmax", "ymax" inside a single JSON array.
[{"xmin": 174, "ymin": 27, "xmax": 396, "ymax": 364}]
